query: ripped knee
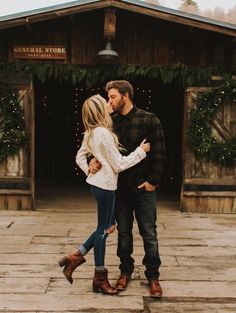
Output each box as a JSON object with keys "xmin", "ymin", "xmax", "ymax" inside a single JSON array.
[{"xmin": 106, "ymin": 224, "xmax": 117, "ymax": 234}]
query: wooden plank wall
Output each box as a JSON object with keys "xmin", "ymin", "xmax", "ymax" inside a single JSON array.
[
  {"xmin": 0, "ymin": 10, "xmax": 234, "ymax": 69},
  {"xmin": 181, "ymin": 87, "xmax": 236, "ymax": 213},
  {"xmin": 0, "ymin": 87, "xmax": 33, "ymax": 210}
]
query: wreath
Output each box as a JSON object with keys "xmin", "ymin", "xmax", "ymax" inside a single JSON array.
[
  {"xmin": 187, "ymin": 80, "xmax": 236, "ymax": 164},
  {"xmin": 0, "ymin": 86, "xmax": 28, "ymax": 163}
]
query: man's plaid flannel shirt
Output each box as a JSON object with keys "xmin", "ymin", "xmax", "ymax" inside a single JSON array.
[{"xmin": 112, "ymin": 106, "xmax": 166, "ymax": 192}]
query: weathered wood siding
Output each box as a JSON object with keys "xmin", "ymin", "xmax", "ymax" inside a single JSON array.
[
  {"xmin": 0, "ymin": 84, "xmax": 34, "ymax": 210},
  {"xmin": 181, "ymin": 87, "xmax": 236, "ymax": 213},
  {"xmin": 0, "ymin": 10, "xmax": 234, "ymax": 69}
]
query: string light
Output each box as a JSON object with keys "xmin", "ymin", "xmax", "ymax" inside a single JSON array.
[
  {"xmin": 187, "ymin": 79, "xmax": 236, "ymax": 164},
  {"xmin": 74, "ymin": 87, "xmax": 80, "ymax": 176},
  {"xmin": 72, "ymin": 86, "xmax": 154, "ymax": 175},
  {"xmin": 0, "ymin": 88, "xmax": 28, "ymax": 162},
  {"xmin": 135, "ymin": 87, "xmax": 152, "ymax": 111},
  {"xmin": 42, "ymin": 94, "xmax": 48, "ymax": 112}
]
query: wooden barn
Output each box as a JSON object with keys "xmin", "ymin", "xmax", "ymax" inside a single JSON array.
[{"xmin": 0, "ymin": 0, "xmax": 235, "ymax": 212}]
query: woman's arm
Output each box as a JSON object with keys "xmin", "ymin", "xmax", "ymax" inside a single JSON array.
[
  {"xmin": 75, "ymin": 136, "xmax": 90, "ymax": 175},
  {"xmin": 97, "ymin": 128, "xmax": 148, "ymax": 173}
]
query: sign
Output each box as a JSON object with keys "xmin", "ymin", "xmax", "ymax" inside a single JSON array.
[{"xmin": 13, "ymin": 45, "xmax": 67, "ymax": 60}]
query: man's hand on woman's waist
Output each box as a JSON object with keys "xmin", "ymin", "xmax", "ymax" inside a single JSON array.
[{"xmin": 88, "ymin": 158, "xmax": 102, "ymax": 174}]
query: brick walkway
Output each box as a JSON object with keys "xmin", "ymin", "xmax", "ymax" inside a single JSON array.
[{"xmin": 0, "ymin": 188, "xmax": 236, "ymax": 312}]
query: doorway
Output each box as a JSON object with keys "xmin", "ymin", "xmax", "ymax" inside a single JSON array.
[
  {"xmin": 34, "ymin": 78, "xmax": 184, "ymax": 206},
  {"xmin": 131, "ymin": 78, "xmax": 184, "ymax": 201}
]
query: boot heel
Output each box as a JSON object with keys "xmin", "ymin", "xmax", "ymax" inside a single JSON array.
[
  {"xmin": 92, "ymin": 282, "xmax": 100, "ymax": 293},
  {"xmin": 58, "ymin": 257, "xmax": 67, "ymax": 267}
]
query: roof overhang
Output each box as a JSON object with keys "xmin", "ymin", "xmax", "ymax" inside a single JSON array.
[{"xmin": 0, "ymin": 0, "xmax": 235, "ymax": 37}]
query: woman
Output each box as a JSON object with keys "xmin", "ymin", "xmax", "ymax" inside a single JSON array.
[{"xmin": 58, "ymin": 94, "xmax": 150, "ymax": 295}]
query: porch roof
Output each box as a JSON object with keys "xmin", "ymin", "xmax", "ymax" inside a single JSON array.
[{"xmin": 0, "ymin": 0, "xmax": 235, "ymax": 37}]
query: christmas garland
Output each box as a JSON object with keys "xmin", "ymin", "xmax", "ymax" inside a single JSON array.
[
  {"xmin": 0, "ymin": 86, "xmax": 28, "ymax": 163},
  {"xmin": 187, "ymin": 80, "xmax": 236, "ymax": 164},
  {"xmin": 0, "ymin": 61, "xmax": 233, "ymax": 87},
  {"xmin": 0, "ymin": 61, "xmax": 234, "ymax": 164}
]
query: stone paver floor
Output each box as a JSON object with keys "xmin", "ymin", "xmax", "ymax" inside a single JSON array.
[{"xmin": 0, "ymin": 187, "xmax": 236, "ymax": 312}]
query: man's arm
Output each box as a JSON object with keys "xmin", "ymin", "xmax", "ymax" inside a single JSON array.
[
  {"xmin": 149, "ymin": 114, "xmax": 166, "ymax": 185},
  {"xmin": 139, "ymin": 114, "xmax": 166, "ymax": 190}
]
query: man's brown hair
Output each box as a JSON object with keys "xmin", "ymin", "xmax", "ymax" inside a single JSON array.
[{"xmin": 105, "ymin": 80, "xmax": 134, "ymax": 100}]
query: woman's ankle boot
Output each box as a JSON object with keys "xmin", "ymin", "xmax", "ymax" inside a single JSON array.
[
  {"xmin": 92, "ymin": 268, "xmax": 118, "ymax": 295},
  {"xmin": 58, "ymin": 251, "xmax": 86, "ymax": 284}
]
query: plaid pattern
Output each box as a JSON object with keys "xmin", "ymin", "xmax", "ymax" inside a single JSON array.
[{"xmin": 112, "ymin": 106, "xmax": 166, "ymax": 191}]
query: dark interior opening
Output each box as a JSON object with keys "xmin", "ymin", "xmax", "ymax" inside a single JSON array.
[{"xmin": 34, "ymin": 78, "xmax": 184, "ymax": 203}]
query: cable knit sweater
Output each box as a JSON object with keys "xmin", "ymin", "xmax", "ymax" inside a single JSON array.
[{"xmin": 76, "ymin": 126, "xmax": 146, "ymax": 190}]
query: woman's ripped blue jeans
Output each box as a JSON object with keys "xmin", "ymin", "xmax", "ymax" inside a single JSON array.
[{"xmin": 80, "ymin": 185, "xmax": 115, "ymax": 267}]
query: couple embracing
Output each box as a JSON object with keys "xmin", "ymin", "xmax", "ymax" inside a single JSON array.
[{"xmin": 58, "ymin": 80, "xmax": 166, "ymax": 298}]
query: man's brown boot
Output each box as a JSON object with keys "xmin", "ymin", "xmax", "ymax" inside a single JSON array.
[
  {"xmin": 148, "ymin": 279, "xmax": 163, "ymax": 298},
  {"xmin": 92, "ymin": 268, "xmax": 118, "ymax": 295},
  {"xmin": 116, "ymin": 274, "xmax": 131, "ymax": 291},
  {"xmin": 58, "ymin": 251, "xmax": 86, "ymax": 284}
]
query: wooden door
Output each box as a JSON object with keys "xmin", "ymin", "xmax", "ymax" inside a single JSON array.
[
  {"xmin": 181, "ymin": 87, "xmax": 236, "ymax": 213},
  {"xmin": 0, "ymin": 80, "xmax": 34, "ymax": 210}
]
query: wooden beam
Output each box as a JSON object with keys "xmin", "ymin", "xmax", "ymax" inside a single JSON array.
[
  {"xmin": 0, "ymin": 1, "xmax": 111, "ymax": 30},
  {"xmin": 183, "ymin": 191, "xmax": 236, "ymax": 196},
  {"xmin": 0, "ymin": 0, "xmax": 235, "ymax": 37},
  {"xmin": 104, "ymin": 8, "xmax": 116, "ymax": 40},
  {"xmin": 113, "ymin": 1, "xmax": 236, "ymax": 37},
  {"xmin": 212, "ymin": 117, "xmax": 232, "ymax": 142},
  {"xmin": 0, "ymin": 190, "xmax": 31, "ymax": 195},
  {"xmin": 184, "ymin": 179, "xmax": 236, "ymax": 185}
]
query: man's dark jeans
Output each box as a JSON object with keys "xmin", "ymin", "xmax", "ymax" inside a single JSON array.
[{"xmin": 115, "ymin": 188, "xmax": 161, "ymax": 281}]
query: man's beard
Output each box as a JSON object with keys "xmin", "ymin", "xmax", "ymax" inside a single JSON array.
[{"xmin": 114, "ymin": 98, "xmax": 125, "ymax": 113}]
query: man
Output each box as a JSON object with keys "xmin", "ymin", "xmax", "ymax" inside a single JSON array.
[{"xmin": 90, "ymin": 80, "xmax": 165, "ymax": 298}]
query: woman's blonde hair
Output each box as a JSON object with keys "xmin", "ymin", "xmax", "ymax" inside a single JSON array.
[{"xmin": 82, "ymin": 94, "xmax": 119, "ymax": 150}]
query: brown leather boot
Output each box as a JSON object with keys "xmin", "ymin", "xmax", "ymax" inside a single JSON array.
[
  {"xmin": 116, "ymin": 274, "xmax": 131, "ymax": 291},
  {"xmin": 92, "ymin": 268, "xmax": 118, "ymax": 295},
  {"xmin": 148, "ymin": 279, "xmax": 163, "ymax": 298},
  {"xmin": 58, "ymin": 251, "xmax": 86, "ymax": 284}
]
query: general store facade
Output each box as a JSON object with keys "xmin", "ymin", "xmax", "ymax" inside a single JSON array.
[{"xmin": 0, "ymin": 0, "xmax": 235, "ymax": 212}]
